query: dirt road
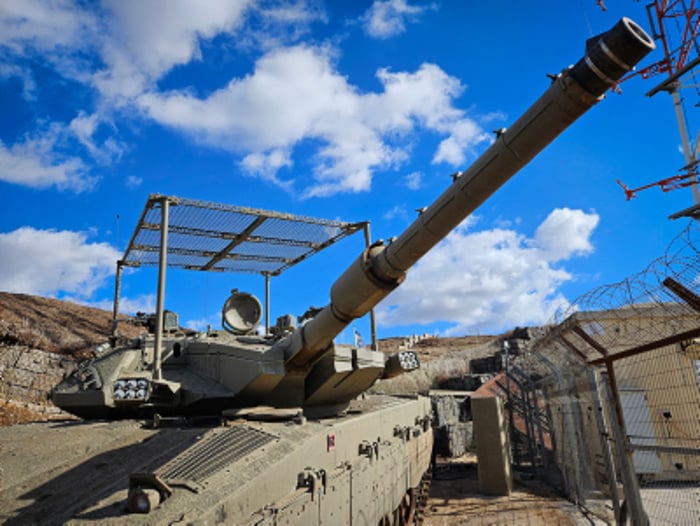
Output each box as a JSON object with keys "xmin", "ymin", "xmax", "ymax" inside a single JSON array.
[{"xmin": 423, "ymin": 458, "xmax": 612, "ymax": 525}]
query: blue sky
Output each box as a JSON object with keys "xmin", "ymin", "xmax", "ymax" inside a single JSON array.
[{"xmin": 0, "ymin": 1, "xmax": 696, "ymax": 342}]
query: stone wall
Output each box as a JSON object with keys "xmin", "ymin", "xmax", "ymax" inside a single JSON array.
[
  {"xmin": 0, "ymin": 345, "xmax": 75, "ymax": 418},
  {"xmin": 431, "ymin": 391, "xmax": 473, "ymax": 457}
]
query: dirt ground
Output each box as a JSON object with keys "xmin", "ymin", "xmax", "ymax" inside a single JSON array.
[{"xmin": 423, "ymin": 457, "xmax": 612, "ymax": 526}]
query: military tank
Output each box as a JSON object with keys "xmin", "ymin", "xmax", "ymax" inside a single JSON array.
[{"xmin": 2, "ymin": 17, "xmax": 653, "ymax": 525}]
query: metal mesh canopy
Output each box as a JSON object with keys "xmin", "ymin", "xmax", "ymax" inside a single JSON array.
[{"xmin": 121, "ymin": 194, "xmax": 366, "ymax": 275}]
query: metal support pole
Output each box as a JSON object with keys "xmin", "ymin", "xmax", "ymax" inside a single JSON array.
[
  {"xmin": 154, "ymin": 197, "xmax": 169, "ymax": 381},
  {"xmin": 362, "ymin": 222, "xmax": 378, "ymax": 351},
  {"xmin": 111, "ymin": 260, "xmax": 123, "ymax": 345},
  {"xmin": 671, "ymin": 86, "xmax": 700, "ymax": 205},
  {"xmin": 600, "ymin": 366, "xmax": 648, "ymax": 525},
  {"xmin": 589, "ymin": 369, "xmax": 622, "ymax": 524},
  {"xmin": 265, "ymin": 272, "xmax": 271, "ymax": 335},
  {"xmin": 503, "ymin": 341, "xmax": 517, "ymax": 465}
]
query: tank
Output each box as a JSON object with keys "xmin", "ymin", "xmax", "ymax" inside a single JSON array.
[{"xmin": 4, "ymin": 17, "xmax": 653, "ymax": 525}]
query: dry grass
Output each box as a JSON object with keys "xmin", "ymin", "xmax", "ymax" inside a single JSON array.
[{"xmin": 0, "ymin": 292, "xmax": 145, "ymax": 356}]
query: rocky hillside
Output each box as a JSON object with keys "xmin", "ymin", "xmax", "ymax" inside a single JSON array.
[
  {"xmin": 0, "ymin": 293, "xmax": 146, "ymax": 355},
  {"xmin": 0, "ymin": 292, "xmax": 147, "ymax": 426}
]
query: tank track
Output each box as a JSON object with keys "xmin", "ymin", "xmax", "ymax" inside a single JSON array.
[
  {"xmin": 414, "ymin": 464, "xmax": 433, "ymax": 526},
  {"xmin": 414, "ymin": 465, "xmax": 433, "ymax": 525},
  {"xmin": 379, "ymin": 465, "xmax": 433, "ymax": 526}
]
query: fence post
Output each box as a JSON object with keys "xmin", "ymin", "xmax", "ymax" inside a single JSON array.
[
  {"xmin": 589, "ymin": 369, "xmax": 621, "ymax": 522},
  {"xmin": 599, "ymin": 369, "xmax": 648, "ymax": 525}
]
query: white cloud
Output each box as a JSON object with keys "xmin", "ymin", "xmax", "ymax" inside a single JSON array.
[
  {"xmin": 118, "ymin": 294, "xmax": 156, "ymax": 315},
  {"xmin": 85, "ymin": 293, "xmax": 156, "ymax": 316},
  {"xmin": 361, "ymin": 0, "xmax": 435, "ymax": 39},
  {"xmin": 0, "ymin": 0, "xmax": 100, "ymax": 87},
  {"xmin": 535, "ymin": 207, "xmax": 599, "ymax": 260},
  {"xmin": 185, "ymin": 312, "xmax": 221, "ymax": 332},
  {"xmin": 434, "ymin": 118, "xmax": 492, "ymax": 166},
  {"xmin": 370, "ymin": 65, "xmax": 463, "ymax": 131},
  {"xmin": 0, "ymin": 130, "xmax": 93, "ymax": 191},
  {"xmin": 0, "ymin": 1, "xmax": 483, "ymax": 198},
  {"xmin": 259, "ymin": 1, "xmax": 326, "ymax": 25},
  {"xmin": 0, "ymin": 1, "xmax": 331, "ymax": 194},
  {"xmin": 0, "ymin": 114, "xmax": 127, "ymax": 191},
  {"xmin": 0, "ymin": 227, "xmax": 120, "ymax": 298},
  {"xmin": 376, "ymin": 208, "xmax": 600, "ymax": 335},
  {"xmin": 68, "ymin": 111, "xmax": 126, "ymax": 164},
  {"xmin": 405, "ymin": 171, "xmax": 421, "ymax": 190},
  {"xmin": 94, "ymin": 0, "xmax": 252, "ymax": 100},
  {"xmin": 241, "ymin": 149, "xmax": 295, "ymax": 189},
  {"xmin": 139, "ymin": 45, "xmax": 351, "ymax": 149},
  {"xmin": 0, "ymin": 0, "xmax": 324, "ymax": 100},
  {"xmin": 0, "ymin": 0, "xmax": 96, "ymax": 53},
  {"xmin": 139, "ymin": 48, "xmax": 486, "ymax": 197},
  {"xmin": 384, "ymin": 204, "xmax": 409, "ymax": 221}
]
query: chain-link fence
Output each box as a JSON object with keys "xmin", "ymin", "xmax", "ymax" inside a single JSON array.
[{"xmin": 504, "ymin": 221, "xmax": 700, "ymax": 524}]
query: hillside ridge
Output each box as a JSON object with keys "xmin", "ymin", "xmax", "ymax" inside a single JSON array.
[{"xmin": 0, "ymin": 292, "xmax": 144, "ymax": 355}]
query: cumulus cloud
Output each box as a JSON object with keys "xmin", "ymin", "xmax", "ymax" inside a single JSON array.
[
  {"xmin": 535, "ymin": 207, "xmax": 599, "ymax": 260},
  {"xmin": 241, "ymin": 149, "xmax": 295, "ymax": 188},
  {"xmin": 376, "ymin": 208, "xmax": 600, "ymax": 335},
  {"xmin": 0, "ymin": 0, "xmax": 100, "ymax": 88},
  {"xmin": 139, "ymin": 45, "xmax": 355, "ymax": 149},
  {"xmin": 0, "ymin": 227, "xmax": 120, "ymax": 298},
  {"xmin": 361, "ymin": 0, "xmax": 435, "ymax": 39},
  {"xmin": 434, "ymin": 119, "xmax": 491, "ymax": 166},
  {"xmin": 85, "ymin": 293, "xmax": 156, "ymax": 316},
  {"xmin": 0, "ymin": 130, "xmax": 93, "ymax": 191},
  {"xmin": 0, "ymin": 0, "xmax": 96, "ymax": 54},
  {"xmin": 139, "ymin": 48, "xmax": 486, "ymax": 197},
  {"xmin": 0, "ymin": 1, "xmax": 257, "ymax": 191},
  {"xmin": 1, "ymin": 1, "xmax": 486, "ymax": 198},
  {"xmin": 1, "ymin": 0, "xmax": 324, "ymax": 99},
  {"xmin": 94, "ymin": 0, "xmax": 252, "ymax": 100},
  {"xmin": 0, "ymin": 113, "xmax": 130, "ymax": 191}
]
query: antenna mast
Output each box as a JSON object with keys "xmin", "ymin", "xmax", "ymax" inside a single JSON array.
[{"xmin": 615, "ymin": 1, "xmax": 700, "ymax": 204}]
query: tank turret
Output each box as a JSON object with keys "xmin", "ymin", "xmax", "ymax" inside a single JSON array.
[{"xmin": 52, "ymin": 17, "xmax": 655, "ymax": 420}]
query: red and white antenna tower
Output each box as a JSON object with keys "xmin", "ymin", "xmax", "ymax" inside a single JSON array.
[{"xmin": 613, "ymin": 1, "xmax": 700, "ymax": 207}]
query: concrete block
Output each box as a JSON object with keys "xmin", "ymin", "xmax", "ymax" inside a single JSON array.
[{"xmin": 471, "ymin": 395, "xmax": 512, "ymax": 496}]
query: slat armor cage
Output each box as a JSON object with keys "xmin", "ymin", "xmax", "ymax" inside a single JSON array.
[{"xmin": 121, "ymin": 194, "xmax": 366, "ymax": 275}]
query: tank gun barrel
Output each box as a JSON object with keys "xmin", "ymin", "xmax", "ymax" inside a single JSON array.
[{"xmin": 277, "ymin": 17, "xmax": 654, "ymax": 370}]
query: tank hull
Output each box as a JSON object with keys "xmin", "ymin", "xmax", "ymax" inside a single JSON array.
[{"xmin": 0, "ymin": 395, "xmax": 432, "ymax": 525}]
